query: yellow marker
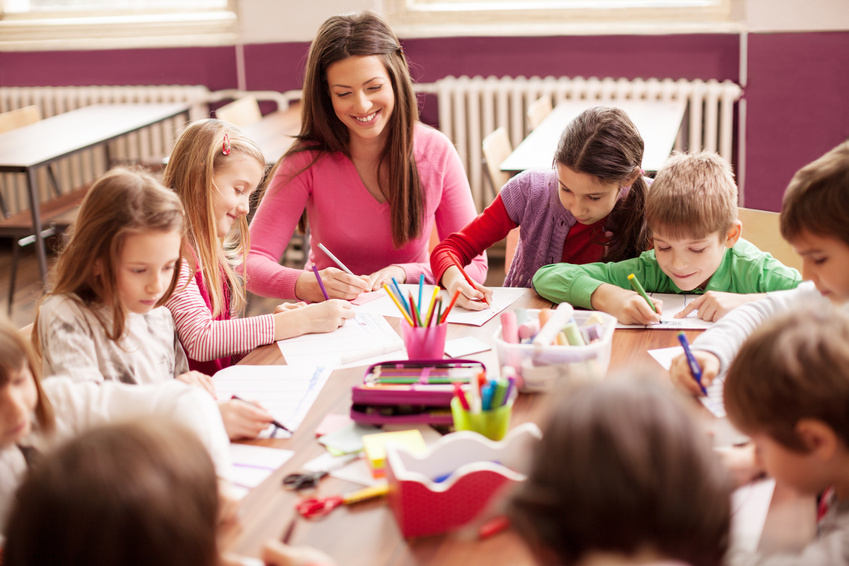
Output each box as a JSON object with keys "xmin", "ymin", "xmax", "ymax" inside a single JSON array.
[{"xmin": 628, "ymin": 273, "xmax": 658, "ymax": 313}]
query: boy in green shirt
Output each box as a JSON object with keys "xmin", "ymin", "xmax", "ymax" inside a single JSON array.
[{"xmin": 533, "ymin": 151, "xmax": 801, "ymax": 325}]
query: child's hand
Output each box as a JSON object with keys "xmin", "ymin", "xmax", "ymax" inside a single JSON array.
[
  {"xmin": 295, "ymin": 267, "xmax": 368, "ymax": 302},
  {"xmin": 177, "ymin": 370, "xmax": 217, "ymax": 398},
  {"xmin": 274, "ymin": 301, "xmax": 308, "ymax": 314},
  {"xmin": 366, "ymin": 265, "xmax": 407, "ymax": 291},
  {"xmin": 443, "ymin": 266, "xmax": 491, "ymax": 311},
  {"xmin": 306, "ymin": 299, "xmax": 356, "ymax": 333},
  {"xmin": 715, "ymin": 443, "xmax": 765, "ymax": 488},
  {"xmin": 218, "ymin": 399, "xmax": 273, "ymax": 440},
  {"xmin": 675, "ymin": 291, "xmax": 766, "ymax": 322},
  {"xmin": 591, "ymin": 284, "xmax": 662, "ymax": 325},
  {"xmin": 261, "ymin": 540, "xmax": 337, "ymax": 566},
  {"xmin": 669, "ymin": 350, "xmax": 720, "ymax": 395}
]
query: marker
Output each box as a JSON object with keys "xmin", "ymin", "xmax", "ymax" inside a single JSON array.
[
  {"xmin": 450, "ymin": 253, "xmax": 490, "ymax": 306},
  {"xmin": 312, "ymin": 265, "xmax": 329, "ymax": 301},
  {"xmin": 318, "ymin": 243, "xmax": 354, "ymax": 276},
  {"xmin": 677, "ymin": 332, "xmax": 708, "ymax": 395},
  {"xmin": 628, "ymin": 273, "xmax": 658, "ymax": 313}
]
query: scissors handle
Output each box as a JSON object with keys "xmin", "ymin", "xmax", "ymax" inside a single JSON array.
[{"xmin": 296, "ymin": 495, "xmax": 343, "ymax": 518}]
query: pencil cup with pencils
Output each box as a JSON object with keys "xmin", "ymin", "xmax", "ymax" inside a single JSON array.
[
  {"xmin": 402, "ymin": 323, "xmax": 448, "ymax": 359},
  {"xmin": 450, "ymin": 382, "xmax": 516, "ymax": 441}
]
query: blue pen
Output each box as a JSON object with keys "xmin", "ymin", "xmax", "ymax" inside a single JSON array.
[
  {"xmin": 418, "ymin": 274, "xmax": 425, "ymax": 319},
  {"xmin": 390, "ymin": 277, "xmax": 411, "ymax": 316},
  {"xmin": 677, "ymin": 332, "xmax": 708, "ymax": 396}
]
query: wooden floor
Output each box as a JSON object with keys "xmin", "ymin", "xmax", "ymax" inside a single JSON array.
[{"xmin": 1, "ymin": 238, "xmax": 507, "ymax": 330}]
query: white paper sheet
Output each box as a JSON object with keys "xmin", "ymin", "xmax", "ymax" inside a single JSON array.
[
  {"xmin": 228, "ymin": 443, "xmax": 294, "ymax": 499},
  {"xmin": 731, "ymin": 479, "xmax": 776, "ymax": 553},
  {"xmin": 648, "ymin": 345, "xmax": 726, "ymax": 417},
  {"xmin": 617, "ymin": 293, "xmax": 714, "ymax": 330},
  {"xmin": 353, "ymin": 284, "xmax": 524, "ymax": 326},
  {"xmin": 277, "ymin": 312, "xmax": 404, "ymax": 367},
  {"xmin": 214, "ymin": 365, "xmax": 333, "ymax": 434}
]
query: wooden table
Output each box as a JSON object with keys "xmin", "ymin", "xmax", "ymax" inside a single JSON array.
[
  {"xmin": 240, "ymin": 102, "xmax": 301, "ymax": 166},
  {"xmin": 225, "ymin": 289, "xmax": 814, "ymax": 564},
  {"xmin": 500, "ymin": 99, "xmax": 687, "ymax": 174},
  {"xmin": 0, "ymin": 103, "xmax": 191, "ymax": 283}
]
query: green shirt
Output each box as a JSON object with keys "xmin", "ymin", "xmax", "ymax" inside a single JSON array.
[{"xmin": 532, "ymin": 238, "xmax": 802, "ymax": 308}]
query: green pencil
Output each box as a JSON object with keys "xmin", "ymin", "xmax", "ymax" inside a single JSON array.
[{"xmin": 628, "ymin": 273, "xmax": 658, "ymax": 313}]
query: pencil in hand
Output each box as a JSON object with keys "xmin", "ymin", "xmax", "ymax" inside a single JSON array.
[
  {"xmin": 449, "ymin": 253, "xmax": 490, "ymax": 306},
  {"xmin": 628, "ymin": 273, "xmax": 658, "ymax": 313}
]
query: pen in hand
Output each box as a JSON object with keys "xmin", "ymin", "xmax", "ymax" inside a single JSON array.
[
  {"xmin": 677, "ymin": 332, "xmax": 708, "ymax": 396},
  {"xmin": 230, "ymin": 395, "xmax": 292, "ymax": 435}
]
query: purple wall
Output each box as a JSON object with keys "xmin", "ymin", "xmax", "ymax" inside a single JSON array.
[
  {"xmin": 1, "ymin": 31, "xmax": 846, "ymax": 211},
  {"xmin": 744, "ymin": 31, "xmax": 849, "ymax": 211}
]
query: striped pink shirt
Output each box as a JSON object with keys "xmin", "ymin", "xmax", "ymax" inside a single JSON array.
[{"xmin": 166, "ymin": 259, "xmax": 275, "ymax": 367}]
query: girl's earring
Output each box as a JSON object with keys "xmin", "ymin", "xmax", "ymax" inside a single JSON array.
[{"xmin": 222, "ymin": 134, "xmax": 231, "ymax": 156}]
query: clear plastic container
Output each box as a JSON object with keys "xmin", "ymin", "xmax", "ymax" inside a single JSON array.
[{"xmin": 492, "ymin": 309, "xmax": 616, "ymax": 392}]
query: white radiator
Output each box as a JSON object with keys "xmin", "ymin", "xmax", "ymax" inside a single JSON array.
[
  {"xmin": 0, "ymin": 85, "xmax": 211, "ymax": 215},
  {"xmin": 416, "ymin": 76, "xmax": 743, "ymax": 212}
]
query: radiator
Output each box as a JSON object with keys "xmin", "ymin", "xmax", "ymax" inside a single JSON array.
[
  {"xmin": 416, "ymin": 76, "xmax": 743, "ymax": 212},
  {"xmin": 0, "ymin": 85, "xmax": 211, "ymax": 215}
]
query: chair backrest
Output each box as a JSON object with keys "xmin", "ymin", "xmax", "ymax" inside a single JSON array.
[
  {"xmin": 737, "ymin": 207, "xmax": 802, "ymax": 272},
  {"xmin": 526, "ymin": 97, "xmax": 553, "ymax": 131},
  {"xmin": 482, "ymin": 127, "xmax": 512, "ymax": 200},
  {"xmin": 0, "ymin": 105, "xmax": 41, "ymax": 134},
  {"xmin": 215, "ymin": 96, "xmax": 262, "ymax": 127}
]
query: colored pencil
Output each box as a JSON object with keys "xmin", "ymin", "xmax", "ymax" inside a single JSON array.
[
  {"xmin": 424, "ymin": 285, "xmax": 441, "ymax": 327},
  {"xmin": 390, "ymin": 277, "xmax": 412, "ymax": 316},
  {"xmin": 439, "ymin": 289, "xmax": 462, "ymax": 324},
  {"xmin": 382, "ymin": 284, "xmax": 414, "ymax": 326},
  {"xmin": 318, "ymin": 243, "xmax": 354, "ymax": 276},
  {"xmin": 450, "ymin": 253, "xmax": 490, "ymax": 306},
  {"xmin": 312, "ymin": 265, "xmax": 329, "ymax": 301},
  {"xmin": 409, "ymin": 292, "xmax": 422, "ymax": 327},
  {"xmin": 418, "ymin": 274, "xmax": 425, "ymax": 319}
]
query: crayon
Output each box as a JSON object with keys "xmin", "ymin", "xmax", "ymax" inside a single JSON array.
[{"xmin": 628, "ymin": 273, "xmax": 658, "ymax": 313}]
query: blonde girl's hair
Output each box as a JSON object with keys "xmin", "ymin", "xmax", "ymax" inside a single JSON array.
[
  {"xmin": 262, "ymin": 10, "xmax": 423, "ymax": 248},
  {"xmin": 4, "ymin": 419, "xmax": 219, "ymax": 566},
  {"xmin": 0, "ymin": 315, "xmax": 54, "ymax": 434},
  {"xmin": 35, "ymin": 167, "xmax": 185, "ymax": 351},
  {"xmin": 163, "ymin": 119, "xmax": 265, "ymax": 317}
]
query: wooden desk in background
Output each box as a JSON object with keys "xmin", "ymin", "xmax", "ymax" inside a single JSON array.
[
  {"xmin": 0, "ymin": 103, "xmax": 191, "ymax": 284},
  {"xmin": 500, "ymin": 99, "xmax": 686, "ymax": 174},
  {"xmin": 240, "ymin": 102, "xmax": 301, "ymax": 166},
  {"xmin": 225, "ymin": 289, "xmax": 814, "ymax": 564}
]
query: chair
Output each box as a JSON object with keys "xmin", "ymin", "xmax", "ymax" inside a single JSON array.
[
  {"xmin": 737, "ymin": 207, "xmax": 802, "ymax": 272},
  {"xmin": 526, "ymin": 97, "xmax": 553, "ymax": 131},
  {"xmin": 481, "ymin": 127, "xmax": 519, "ymax": 274},
  {"xmin": 215, "ymin": 95, "xmax": 262, "ymax": 127},
  {"xmin": 0, "ymin": 105, "xmax": 84, "ymax": 313}
]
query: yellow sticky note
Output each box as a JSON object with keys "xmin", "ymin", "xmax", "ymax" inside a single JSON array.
[{"xmin": 362, "ymin": 430, "xmax": 427, "ymax": 477}]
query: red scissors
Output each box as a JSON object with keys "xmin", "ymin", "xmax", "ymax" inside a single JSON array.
[{"xmin": 295, "ymin": 483, "xmax": 389, "ymax": 519}]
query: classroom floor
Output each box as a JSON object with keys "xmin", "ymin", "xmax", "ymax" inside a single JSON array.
[{"xmin": 1, "ymin": 238, "xmax": 508, "ymax": 329}]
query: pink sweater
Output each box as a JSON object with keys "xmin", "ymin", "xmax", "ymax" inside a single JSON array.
[
  {"xmin": 246, "ymin": 123, "xmax": 487, "ymax": 300},
  {"xmin": 166, "ymin": 259, "xmax": 275, "ymax": 369}
]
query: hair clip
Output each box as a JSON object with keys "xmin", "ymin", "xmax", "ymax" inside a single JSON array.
[
  {"xmin": 222, "ymin": 133, "xmax": 231, "ymax": 156},
  {"xmin": 396, "ymin": 45, "xmax": 405, "ymax": 58},
  {"xmin": 640, "ymin": 168, "xmax": 645, "ymax": 176}
]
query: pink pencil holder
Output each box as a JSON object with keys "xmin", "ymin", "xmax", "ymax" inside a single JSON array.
[{"xmin": 402, "ymin": 323, "xmax": 448, "ymax": 359}]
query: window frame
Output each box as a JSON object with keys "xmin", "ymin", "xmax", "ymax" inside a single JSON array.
[
  {"xmin": 385, "ymin": 0, "xmax": 744, "ymax": 37},
  {"xmin": 0, "ymin": 0, "xmax": 237, "ymax": 51}
]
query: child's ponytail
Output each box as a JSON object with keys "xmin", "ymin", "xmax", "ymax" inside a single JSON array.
[{"xmin": 605, "ymin": 175, "xmax": 650, "ymax": 262}]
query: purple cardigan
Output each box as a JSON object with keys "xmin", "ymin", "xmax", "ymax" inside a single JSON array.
[{"xmin": 501, "ymin": 169, "xmax": 634, "ymax": 287}]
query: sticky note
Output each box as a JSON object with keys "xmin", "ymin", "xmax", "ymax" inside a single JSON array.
[{"xmin": 362, "ymin": 429, "xmax": 427, "ymax": 477}]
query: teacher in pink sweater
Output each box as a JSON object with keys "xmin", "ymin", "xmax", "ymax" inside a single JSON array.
[{"xmin": 246, "ymin": 11, "xmax": 487, "ymax": 303}]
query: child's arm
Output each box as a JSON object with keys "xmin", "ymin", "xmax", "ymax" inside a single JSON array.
[
  {"xmin": 273, "ymin": 300, "xmax": 355, "ymax": 340},
  {"xmin": 41, "ymin": 377, "xmax": 231, "ymax": 478},
  {"xmin": 431, "ymin": 194, "xmax": 515, "ymax": 310},
  {"xmin": 167, "ymin": 260, "xmax": 277, "ymax": 362},
  {"xmin": 674, "ymin": 291, "xmax": 768, "ymax": 322},
  {"xmin": 532, "ymin": 253, "xmax": 664, "ymax": 323}
]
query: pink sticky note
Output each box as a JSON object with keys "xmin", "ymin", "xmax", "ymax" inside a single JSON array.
[
  {"xmin": 352, "ymin": 291, "xmax": 383, "ymax": 306},
  {"xmin": 315, "ymin": 414, "xmax": 353, "ymax": 437}
]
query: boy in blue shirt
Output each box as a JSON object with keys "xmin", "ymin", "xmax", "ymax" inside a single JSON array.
[{"xmin": 533, "ymin": 151, "xmax": 801, "ymax": 325}]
